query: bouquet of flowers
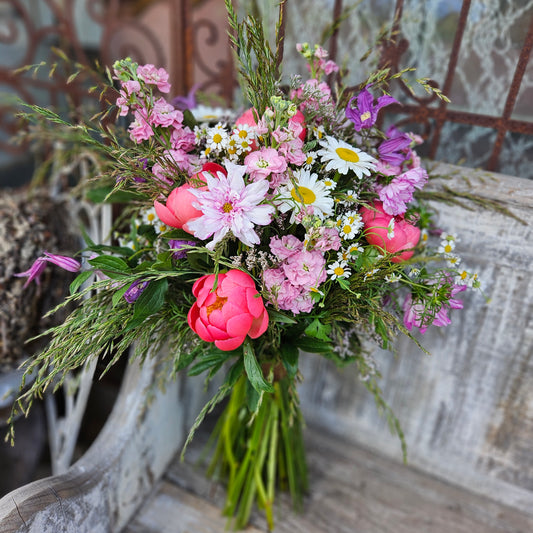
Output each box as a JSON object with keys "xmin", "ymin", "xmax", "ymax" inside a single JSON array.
[{"xmin": 11, "ymin": 4, "xmax": 481, "ymax": 531}]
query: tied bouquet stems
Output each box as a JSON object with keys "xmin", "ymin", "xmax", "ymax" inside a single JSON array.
[{"xmin": 9, "ymin": 2, "xmax": 484, "ymax": 530}]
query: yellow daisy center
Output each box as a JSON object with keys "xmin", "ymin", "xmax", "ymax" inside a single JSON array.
[
  {"xmin": 213, "ymin": 133, "xmax": 222, "ymax": 144},
  {"xmin": 336, "ymin": 147, "xmax": 360, "ymax": 163},
  {"xmin": 223, "ymin": 202, "xmax": 233, "ymax": 213},
  {"xmin": 291, "ymin": 185, "xmax": 316, "ymax": 204},
  {"xmin": 238, "ymin": 129, "xmax": 248, "ymax": 138},
  {"xmin": 342, "ymin": 225, "xmax": 352, "ymax": 235},
  {"xmin": 444, "ymin": 244, "xmax": 452, "ymax": 253},
  {"xmin": 334, "ymin": 266, "xmax": 345, "ymax": 276},
  {"xmin": 147, "ymin": 213, "xmax": 155, "ymax": 222}
]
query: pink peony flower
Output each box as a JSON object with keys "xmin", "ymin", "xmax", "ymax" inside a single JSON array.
[
  {"xmin": 154, "ymin": 183, "xmax": 205, "ymax": 233},
  {"xmin": 187, "ymin": 270, "xmax": 269, "ymax": 351},
  {"xmin": 361, "ymin": 201, "xmax": 420, "ymax": 263}
]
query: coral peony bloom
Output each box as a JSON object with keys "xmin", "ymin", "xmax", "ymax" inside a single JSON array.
[
  {"xmin": 187, "ymin": 270, "xmax": 269, "ymax": 351},
  {"xmin": 154, "ymin": 183, "xmax": 204, "ymax": 233},
  {"xmin": 361, "ymin": 202, "xmax": 420, "ymax": 263}
]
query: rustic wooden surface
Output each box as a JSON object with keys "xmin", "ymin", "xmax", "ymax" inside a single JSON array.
[
  {"xmin": 298, "ymin": 163, "xmax": 533, "ymax": 514},
  {"xmin": 124, "ymin": 425, "xmax": 533, "ymax": 533},
  {"xmin": 0, "ymin": 354, "xmax": 184, "ymax": 533}
]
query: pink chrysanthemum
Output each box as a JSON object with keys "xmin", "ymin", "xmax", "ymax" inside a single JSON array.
[{"xmin": 188, "ymin": 162, "xmax": 275, "ymax": 249}]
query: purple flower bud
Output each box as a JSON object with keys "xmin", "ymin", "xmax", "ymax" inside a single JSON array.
[
  {"xmin": 124, "ymin": 279, "xmax": 150, "ymax": 303},
  {"xmin": 43, "ymin": 252, "xmax": 81, "ymax": 272},
  {"xmin": 169, "ymin": 240, "xmax": 195, "ymax": 260}
]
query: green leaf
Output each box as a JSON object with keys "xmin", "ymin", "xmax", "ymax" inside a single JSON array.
[
  {"xmin": 85, "ymin": 187, "xmax": 143, "ymax": 204},
  {"xmin": 268, "ymin": 309, "xmax": 298, "ymax": 325},
  {"xmin": 111, "ymin": 283, "xmax": 130, "ymax": 307},
  {"xmin": 294, "ymin": 336, "xmax": 333, "ymax": 354},
  {"xmin": 188, "ymin": 349, "xmax": 233, "ymax": 376},
  {"xmin": 243, "ymin": 341, "xmax": 274, "ymax": 393},
  {"xmin": 89, "ymin": 255, "xmax": 131, "ymax": 274},
  {"xmin": 69, "ymin": 270, "xmax": 94, "ymax": 295},
  {"xmin": 304, "ymin": 318, "xmax": 331, "ymax": 341},
  {"xmin": 280, "ymin": 343, "xmax": 299, "ymax": 379},
  {"xmin": 125, "ymin": 278, "xmax": 168, "ymax": 331}
]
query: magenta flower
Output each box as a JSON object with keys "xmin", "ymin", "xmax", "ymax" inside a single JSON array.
[
  {"xmin": 15, "ymin": 252, "xmax": 81, "ymax": 288},
  {"xmin": 378, "ymin": 134, "xmax": 412, "ymax": 165},
  {"xmin": 187, "ymin": 162, "xmax": 275, "ymax": 250},
  {"xmin": 346, "ymin": 85, "xmax": 397, "ymax": 131},
  {"xmin": 403, "ymin": 282, "xmax": 467, "ymax": 334}
]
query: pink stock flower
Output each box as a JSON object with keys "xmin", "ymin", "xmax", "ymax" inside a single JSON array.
[
  {"xmin": 244, "ymin": 147, "xmax": 287, "ymax": 181},
  {"xmin": 136, "ymin": 64, "xmax": 171, "ymax": 93},
  {"xmin": 187, "ymin": 162, "xmax": 275, "ymax": 250},
  {"xmin": 269, "ymin": 235, "xmax": 303, "ymax": 259},
  {"xmin": 129, "ymin": 109, "xmax": 154, "ymax": 143},
  {"xmin": 15, "ymin": 252, "xmax": 81, "ymax": 288},
  {"xmin": 170, "ymin": 126, "xmax": 196, "ymax": 151},
  {"xmin": 149, "ymin": 97, "xmax": 183, "ymax": 128},
  {"xmin": 116, "ymin": 80, "xmax": 141, "ymax": 116},
  {"xmin": 262, "ymin": 269, "xmax": 315, "ymax": 315},
  {"xmin": 361, "ymin": 202, "xmax": 420, "ymax": 263},
  {"xmin": 378, "ymin": 167, "xmax": 428, "ymax": 216},
  {"xmin": 282, "ymin": 249, "xmax": 326, "ymax": 290},
  {"xmin": 187, "ymin": 270, "xmax": 269, "ymax": 351}
]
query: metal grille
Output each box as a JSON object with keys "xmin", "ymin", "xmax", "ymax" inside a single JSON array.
[{"xmin": 1, "ymin": 0, "xmax": 532, "ymax": 178}]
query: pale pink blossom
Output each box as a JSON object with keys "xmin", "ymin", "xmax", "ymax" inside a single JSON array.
[
  {"xmin": 378, "ymin": 167, "xmax": 428, "ymax": 215},
  {"xmin": 244, "ymin": 147, "xmax": 287, "ymax": 181},
  {"xmin": 187, "ymin": 162, "xmax": 275, "ymax": 249},
  {"xmin": 269, "ymin": 235, "xmax": 303, "ymax": 259},
  {"xmin": 282, "ymin": 249, "xmax": 326, "ymax": 290},
  {"xmin": 116, "ymin": 80, "xmax": 141, "ymax": 116},
  {"xmin": 149, "ymin": 97, "xmax": 183, "ymax": 128},
  {"xmin": 170, "ymin": 126, "xmax": 196, "ymax": 151},
  {"xmin": 129, "ymin": 109, "xmax": 153, "ymax": 143},
  {"xmin": 136, "ymin": 64, "xmax": 171, "ymax": 93}
]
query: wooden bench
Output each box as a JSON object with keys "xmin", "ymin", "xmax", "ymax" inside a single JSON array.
[{"xmin": 1, "ymin": 163, "xmax": 532, "ymax": 532}]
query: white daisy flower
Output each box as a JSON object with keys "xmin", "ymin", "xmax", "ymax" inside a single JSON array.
[
  {"xmin": 341, "ymin": 189, "xmax": 359, "ymax": 205},
  {"xmin": 191, "ymin": 104, "xmax": 231, "ymax": 123},
  {"xmin": 364, "ymin": 267, "xmax": 380, "ymax": 281},
  {"xmin": 455, "ymin": 270, "xmax": 479, "ymax": 288},
  {"xmin": 206, "ymin": 123, "xmax": 229, "ymax": 152},
  {"xmin": 385, "ymin": 273, "xmax": 401, "ymax": 283},
  {"xmin": 337, "ymin": 211, "xmax": 364, "ymax": 240},
  {"xmin": 303, "ymin": 151, "xmax": 317, "ymax": 170},
  {"xmin": 322, "ymin": 175, "xmax": 337, "ymax": 190},
  {"xmin": 408, "ymin": 267, "xmax": 420, "ymax": 278},
  {"xmin": 318, "ymin": 136, "xmax": 376, "ymax": 177},
  {"xmin": 387, "ymin": 218, "xmax": 395, "ymax": 239},
  {"xmin": 231, "ymin": 123, "xmax": 256, "ymax": 154},
  {"xmin": 277, "ymin": 169, "xmax": 334, "ymax": 220},
  {"xmin": 446, "ymin": 254, "xmax": 461, "ymax": 268},
  {"xmin": 439, "ymin": 239, "xmax": 455, "ymax": 255},
  {"xmin": 313, "ymin": 125, "xmax": 326, "ymax": 140},
  {"xmin": 327, "ymin": 260, "xmax": 351, "ymax": 280}
]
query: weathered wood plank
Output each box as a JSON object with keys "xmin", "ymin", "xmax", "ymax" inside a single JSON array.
[
  {"xmin": 0, "ymin": 355, "xmax": 184, "ymax": 533},
  {"xmin": 298, "ymin": 163, "xmax": 533, "ymax": 514},
  {"xmin": 126, "ymin": 425, "xmax": 533, "ymax": 533}
]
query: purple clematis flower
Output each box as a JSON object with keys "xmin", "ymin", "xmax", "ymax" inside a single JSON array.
[
  {"xmin": 15, "ymin": 252, "xmax": 81, "ymax": 288},
  {"xmin": 168, "ymin": 239, "xmax": 196, "ymax": 260},
  {"xmin": 171, "ymin": 82, "xmax": 202, "ymax": 111},
  {"xmin": 346, "ymin": 85, "xmax": 397, "ymax": 131}
]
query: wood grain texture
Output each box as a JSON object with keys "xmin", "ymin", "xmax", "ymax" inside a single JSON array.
[
  {"xmin": 298, "ymin": 163, "xmax": 533, "ymax": 514},
  {"xmin": 0, "ymin": 355, "xmax": 184, "ymax": 533},
  {"xmin": 126, "ymin": 425, "xmax": 533, "ymax": 533}
]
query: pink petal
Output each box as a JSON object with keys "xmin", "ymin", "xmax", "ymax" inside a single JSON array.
[
  {"xmin": 208, "ymin": 308, "xmax": 226, "ymax": 330},
  {"xmin": 215, "ymin": 336, "xmax": 246, "ymax": 351},
  {"xmin": 245, "ymin": 288, "xmax": 265, "ymax": 318},
  {"xmin": 206, "ymin": 324, "xmax": 229, "ymax": 340},
  {"xmin": 249, "ymin": 310, "xmax": 269, "ymax": 339},
  {"xmin": 154, "ymin": 200, "xmax": 182, "ymax": 228},
  {"xmin": 226, "ymin": 313, "xmax": 253, "ymax": 337},
  {"xmin": 193, "ymin": 317, "xmax": 214, "ymax": 342}
]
